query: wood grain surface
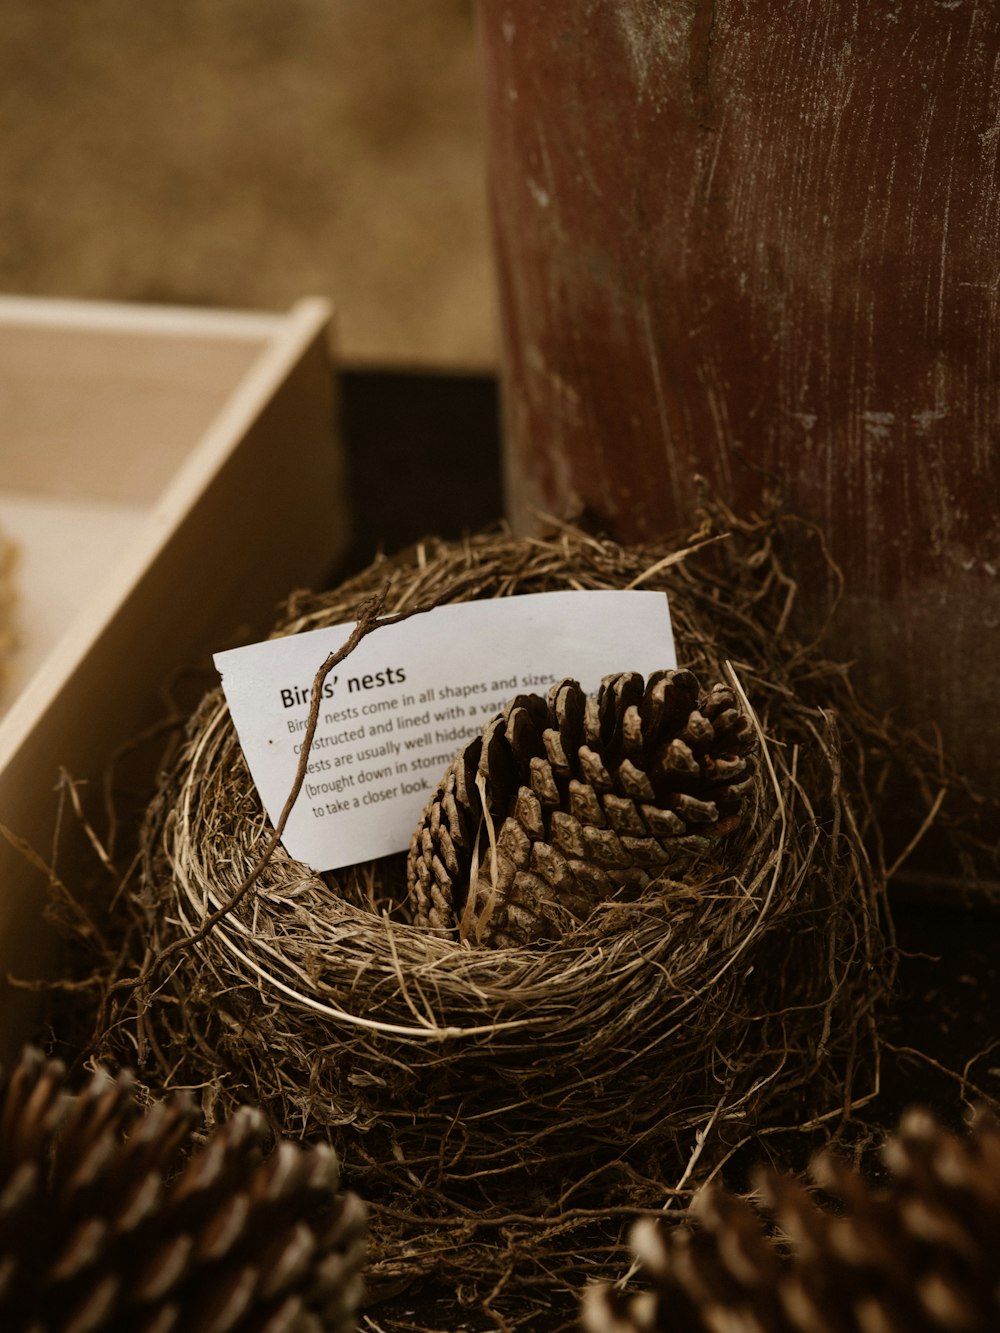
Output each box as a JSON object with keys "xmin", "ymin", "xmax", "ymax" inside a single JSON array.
[{"xmin": 482, "ymin": 0, "xmax": 1000, "ymax": 803}]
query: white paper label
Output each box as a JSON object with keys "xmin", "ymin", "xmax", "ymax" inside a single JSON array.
[{"xmin": 214, "ymin": 590, "xmax": 676, "ymax": 871}]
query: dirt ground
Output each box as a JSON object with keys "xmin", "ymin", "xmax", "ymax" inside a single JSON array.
[{"xmin": 0, "ymin": 0, "xmax": 495, "ymax": 366}]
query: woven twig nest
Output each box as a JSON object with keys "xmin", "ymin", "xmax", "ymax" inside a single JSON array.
[{"xmin": 91, "ymin": 512, "xmax": 895, "ymax": 1314}]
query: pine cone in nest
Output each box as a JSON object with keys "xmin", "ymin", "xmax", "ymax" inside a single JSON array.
[
  {"xmin": 407, "ymin": 668, "xmax": 758, "ymax": 947},
  {"xmin": 582, "ymin": 1107, "xmax": 1000, "ymax": 1333},
  {"xmin": 0, "ymin": 1048, "xmax": 366, "ymax": 1333}
]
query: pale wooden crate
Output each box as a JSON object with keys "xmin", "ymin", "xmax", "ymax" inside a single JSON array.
[{"xmin": 0, "ymin": 295, "xmax": 347, "ymax": 1059}]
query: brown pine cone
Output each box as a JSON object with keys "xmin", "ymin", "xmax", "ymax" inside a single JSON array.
[
  {"xmin": 581, "ymin": 1107, "xmax": 1000, "ymax": 1333},
  {"xmin": 0, "ymin": 1048, "xmax": 366, "ymax": 1333},
  {"xmin": 407, "ymin": 669, "xmax": 758, "ymax": 947}
]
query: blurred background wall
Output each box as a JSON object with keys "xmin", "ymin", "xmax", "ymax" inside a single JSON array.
[{"xmin": 0, "ymin": 0, "xmax": 496, "ymax": 368}]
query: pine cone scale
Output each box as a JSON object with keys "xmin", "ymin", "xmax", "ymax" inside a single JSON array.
[{"xmin": 602, "ymin": 794, "xmax": 645, "ymax": 835}]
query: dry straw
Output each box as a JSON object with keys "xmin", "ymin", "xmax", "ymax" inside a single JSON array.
[{"xmin": 87, "ymin": 507, "xmax": 900, "ymax": 1321}]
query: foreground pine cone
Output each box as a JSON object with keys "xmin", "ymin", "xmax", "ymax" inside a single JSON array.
[
  {"xmin": 0, "ymin": 1048, "xmax": 366, "ymax": 1333},
  {"xmin": 407, "ymin": 669, "xmax": 757, "ymax": 946},
  {"xmin": 582, "ymin": 1107, "xmax": 1000, "ymax": 1333}
]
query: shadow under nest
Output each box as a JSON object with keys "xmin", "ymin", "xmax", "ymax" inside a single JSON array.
[{"xmin": 71, "ymin": 509, "xmax": 901, "ymax": 1323}]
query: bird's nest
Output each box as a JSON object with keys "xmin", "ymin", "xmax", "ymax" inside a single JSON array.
[{"xmin": 84, "ymin": 508, "xmax": 903, "ymax": 1322}]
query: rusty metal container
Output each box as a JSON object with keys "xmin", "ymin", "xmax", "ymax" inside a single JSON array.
[{"xmin": 480, "ymin": 1, "xmax": 1000, "ymax": 809}]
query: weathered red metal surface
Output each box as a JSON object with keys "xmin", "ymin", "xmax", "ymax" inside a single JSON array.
[{"xmin": 480, "ymin": 1, "xmax": 1000, "ymax": 801}]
